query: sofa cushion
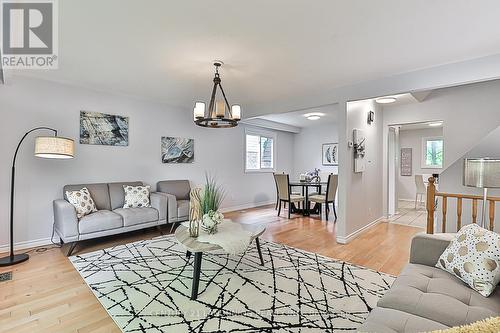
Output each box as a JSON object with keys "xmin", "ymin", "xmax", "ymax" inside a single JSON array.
[
  {"xmin": 114, "ymin": 207, "xmax": 159, "ymax": 227},
  {"xmin": 64, "ymin": 183, "xmax": 111, "ymax": 210},
  {"xmin": 65, "ymin": 187, "xmax": 97, "ymax": 219},
  {"xmin": 377, "ymin": 264, "xmax": 499, "ymax": 328},
  {"xmin": 108, "ymin": 181, "xmax": 143, "ymax": 210},
  {"xmin": 436, "ymin": 224, "xmax": 500, "ymax": 297},
  {"xmin": 177, "ymin": 200, "xmax": 189, "ymax": 219},
  {"xmin": 123, "ymin": 185, "xmax": 151, "ymax": 208},
  {"xmin": 358, "ymin": 307, "xmax": 449, "ymax": 333},
  {"xmin": 157, "ymin": 180, "xmax": 190, "ymax": 200},
  {"xmin": 78, "ymin": 210, "xmax": 123, "ymax": 234}
]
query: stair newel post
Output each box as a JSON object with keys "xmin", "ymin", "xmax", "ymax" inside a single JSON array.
[{"xmin": 426, "ymin": 177, "xmax": 436, "ymax": 234}]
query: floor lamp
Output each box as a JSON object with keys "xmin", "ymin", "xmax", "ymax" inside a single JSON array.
[
  {"xmin": 0, "ymin": 127, "xmax": 74, "ymax": 267},
  {"xmin": 463, "ymin": 158, "xmax": 500, "ymax": 229}
]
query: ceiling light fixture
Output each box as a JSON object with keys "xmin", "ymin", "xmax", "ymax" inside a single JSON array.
[
  {"xmin": 428, "ymin": 121, "xmax": 443, "ymax": 127},
  {"xmin": 375, "ymin": 97, "xmax": 397, "ymax": 104},
  {"xmin": 304, "ymin": 112, "xmax": 325, "ymax": 120},
  {"xmin": 193, "ymin": 61, "xmax": 241, "ymax": 128}
]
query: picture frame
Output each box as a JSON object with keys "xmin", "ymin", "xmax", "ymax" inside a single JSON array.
[
  {"xmin": 161, "ymin": 137, "xmax": 194, "ymax": 163},
  {"xmin": 322, "ymin": 143, "xmax": 338, "ymax": 166}
]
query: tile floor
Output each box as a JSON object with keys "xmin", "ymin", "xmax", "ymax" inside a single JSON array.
[{"xmin": 388, "ymin": 200, "xmax": 427, "ymax": 228}]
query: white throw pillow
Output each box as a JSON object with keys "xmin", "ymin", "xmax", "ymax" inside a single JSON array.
[
  {"xmin": 66, "ymin": 187, "xmax": 98, "ymax": 219},
  {"xmin": 123, "ymin": 185, "xmax": 151, "ymax": 208},
  {"xmin": 436, "ymin": 223, "xmax": 500, "ymax": 297}
]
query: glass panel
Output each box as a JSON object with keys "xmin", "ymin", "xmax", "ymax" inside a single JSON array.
[
  {"xmin": 246, "ymin": 134, "xmax": 260, "ymax": 170},
  {"xmin": 260, "ymin": 136, "xmax": 274, "ymax": 169},
  {"xmin": 425, "ymin": 139, "xmax": 443, "ymax": 167}
]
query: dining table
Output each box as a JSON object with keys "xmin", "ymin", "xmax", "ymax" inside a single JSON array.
[{"xmin": 289, "ymin": 180, "xmax": 328, "ymax": 216}]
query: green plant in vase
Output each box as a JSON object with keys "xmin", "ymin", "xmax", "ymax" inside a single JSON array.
[{"xmin": 200, "ymin": 174, "xmax": 225, "ymax": 234}]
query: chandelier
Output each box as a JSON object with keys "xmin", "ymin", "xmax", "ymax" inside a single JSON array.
[{"xmin": 193, "ymin": 61, "xmax": 241, "ymax": 128}]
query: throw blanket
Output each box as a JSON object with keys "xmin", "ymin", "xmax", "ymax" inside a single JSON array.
[{"xmin": 182, "ymin": 220, "xmax": 258, "ymax": 255}]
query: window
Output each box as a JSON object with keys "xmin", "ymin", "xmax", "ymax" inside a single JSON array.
[
  {"xmin": 422, "ymin": 137, "xmax": 443, "ymax": 168},
  {"xmin": 245, "ymin": 130, "xmax": 276, "ymax": 172}
]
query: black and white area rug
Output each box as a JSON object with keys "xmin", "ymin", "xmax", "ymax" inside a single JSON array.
[{"xmin": 70, "ymin": 235, "xmax": 394, "ymax": 332}]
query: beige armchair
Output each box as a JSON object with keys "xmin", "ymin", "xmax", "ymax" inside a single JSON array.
[
  {"xmin": 274, "ymin": 173, "xmax": 305, "ymax": 219},
  {"xmin": 309, "ymin": 174, "xmax": 338, "ymax": 221},
  {"xmin": 156, "ymin": 180, "xmax": 191, "ymax": 230}
]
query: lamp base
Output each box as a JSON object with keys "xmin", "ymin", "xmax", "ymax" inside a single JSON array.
[{"xmin": 0, "ymin": 253, "xmax": 29, "ymax": 267}]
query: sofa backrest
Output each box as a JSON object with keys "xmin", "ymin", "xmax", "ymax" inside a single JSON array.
[
  {"xmin": 63, "ymin": 183, "xmax": 111, "ymax": 211},
  {"xmin": 157, "ymin": 180, "xmax": 191, "ymax": 200},
  {"xmin": 108, "ymin": 181, "xmax": 143, "ymax": 210}
]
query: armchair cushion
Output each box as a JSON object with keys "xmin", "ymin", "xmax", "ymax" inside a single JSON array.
[
  {"xmin": 177, "ymin": 200, "xmax": 189, "ymax": 219},
  {"xmin": 79, "ymin": 210, "xmax": 123, "ymax": 234},
  {"xmin": 114, "ymin": 207, "xmax": 158, "ymax": 227}
]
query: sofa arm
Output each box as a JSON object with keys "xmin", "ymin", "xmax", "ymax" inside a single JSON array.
[
  {"xmin": 150, "ymin": 192, "xmax": 167, "ymax": 221},
  {"xmin": 154, "ymin": 192, "xmax": 178, "ymax": 222},
  {"xmin": 53, "ymin": 199, "xmax": 79, "ymax": 242},
  {"xmin": 409, "ymin": 233, "xmax": 455, "ymax": 266}
]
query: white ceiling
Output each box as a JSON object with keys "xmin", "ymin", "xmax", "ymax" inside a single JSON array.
[
  {"xmin": 12, "ymin": 0, "xmax": 500, "ymax": 116},
  {"xmin": 254, "ymin": 104, "xmax": 338, "ymax": 128},
  {"xmin": 397, "ymin": 121, "xmax": 444, "ymax": 131}
]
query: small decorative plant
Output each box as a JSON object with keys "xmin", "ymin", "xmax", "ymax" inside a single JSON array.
[
  {"xmin": 201, "ymin": 210, "xmax": 224, "ymax": 234},
  {"xmin": 189, "ymin": 173, "xmax": 225, "ymax": 236}
]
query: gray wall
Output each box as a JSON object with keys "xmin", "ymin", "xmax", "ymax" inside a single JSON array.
[
  {"xmin": 292, "ymin": 122, "xmax": 339, "ymax": 177},
  {"xmin": 383, "ymin": 80, "xmax": 500, "ymax": 217},
  {"xmin": 340, "ymin": 99, "xmax": 384, "ymax": 241},
  {"xmin": 0, "ymin": 76, "xmax": 294, "ymax": 249},
  {"xmin": 398, "ymin": 127, "xmax": 443, "ymax": 200}
]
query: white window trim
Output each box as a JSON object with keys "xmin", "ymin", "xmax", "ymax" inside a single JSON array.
[
  {"xmin": 244, "ymin": 128, "xmax": 277, "ymax": 173},
  {"xmin": 421, "ymin": 136, "xmax": 444, "ymax": 169}
]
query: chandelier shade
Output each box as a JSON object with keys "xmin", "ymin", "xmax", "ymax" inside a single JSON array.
[{"xmin": 193, "ymin": 62, "xmax": 241, "ymax": 128}]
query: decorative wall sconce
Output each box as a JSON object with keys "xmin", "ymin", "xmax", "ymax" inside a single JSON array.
[{"xmin": 367, "ymin": 111, "xmax": 375, "ymax": 124}]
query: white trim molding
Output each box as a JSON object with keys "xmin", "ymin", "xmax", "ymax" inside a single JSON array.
[
  {"xmin": 0, "ymin": 237, "xmax": 53, "ymax": 254},
  {"xmin": 336, "ymin": 216, "xmax": 385, "ymax": 244}
]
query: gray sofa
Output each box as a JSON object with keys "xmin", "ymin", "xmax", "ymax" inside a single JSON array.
[
  {"xmin": 156, "ymin": 180, "xmax": 191, "ymax": 224},
  {"xmin": 53, "ymin": 181, "xmax": 168, "ymax": 255},
  {"xmin": 359, "ymin": 233, "xmax": 500, "ymax": 332}
]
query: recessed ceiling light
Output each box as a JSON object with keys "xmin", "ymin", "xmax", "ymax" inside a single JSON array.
[
  {"xmin": 375, "ymin": 97, "xmax": 397, "ymax": 104},
  {"xmin": 304, "ymin": 112, "xmax": 325, "ymax": 120},
  {"xmin": 428, "ymin": 121, "xmax": 443, "ymax": 127}
]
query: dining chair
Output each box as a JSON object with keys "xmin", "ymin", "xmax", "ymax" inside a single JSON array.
[
  {"xmin": 273, "ymin": 172, "xmax": 300, "ymax": 210},
  {"xmin": 274, "ymin": 173, "xmax": 305, "ymax": 219},
  {"xmin": 309, "ymin": 174, "xmax": 338, "ymax": 221},
  {"xmin": 414, "ymin": 174, "xmax": 427, "ymax": 209}
]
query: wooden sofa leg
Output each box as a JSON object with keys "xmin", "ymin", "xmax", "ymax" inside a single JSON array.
[{"xmin": 67, "ymin": 242, "xmax": 77, "ymax": 257}]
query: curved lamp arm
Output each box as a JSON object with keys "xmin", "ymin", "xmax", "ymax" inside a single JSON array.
[{"xmin": 12, "ymin": 127, "xmax": 57, "ymax": 168}]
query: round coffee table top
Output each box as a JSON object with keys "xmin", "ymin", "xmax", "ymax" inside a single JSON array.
[{"xmin": 174, "ymin": 221, "xmax": 266, "ymax": 253}]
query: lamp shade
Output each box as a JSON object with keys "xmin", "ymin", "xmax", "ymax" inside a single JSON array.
[
  {"xmin": 463, "ymin": 158, "xmax": 500, "ymax": 188},
  {"xmin": 34, "ymin": 136, "xmax": 74, "ymax": 159}
]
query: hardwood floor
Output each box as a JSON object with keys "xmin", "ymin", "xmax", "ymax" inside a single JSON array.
[{"xmin": 0, "ymin": 205, "xmax": 422, "ymax": 332}]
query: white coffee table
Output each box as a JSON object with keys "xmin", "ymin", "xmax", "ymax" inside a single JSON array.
[{"xmin": 174, "ymin": 222, "xmax": 266, "ymax": 300}]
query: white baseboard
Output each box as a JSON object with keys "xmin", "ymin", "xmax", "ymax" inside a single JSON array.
[
  {"xmin": 0, "ymin": 201, "xmax": 275, "ymax": 253},
  {"xmin": 336, "ymin": 216, "xmax": 385, "ymax": 244},
  {"xmin": 221, "ymin": 200, "xmax": 275, "ymax": 213},
  {"xmin": 0, "ymin": 237, "xmax": 53, "ymax": 254}
]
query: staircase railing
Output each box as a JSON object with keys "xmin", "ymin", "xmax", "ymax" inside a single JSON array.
[{"xmin": 426, "ymin": 177, "xmax": 500, "ymax": 233}]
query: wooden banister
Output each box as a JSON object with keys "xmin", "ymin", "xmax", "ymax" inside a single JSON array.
[{"xmin": 426, "ymin": 177, "xmax": 500, "ymax": 233}]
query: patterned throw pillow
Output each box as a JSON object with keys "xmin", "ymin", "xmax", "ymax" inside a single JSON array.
[
  {"xmin": 66, "ymin": 187, "xmax": 98, "ymax": 219},
  {"xmin": 123, "ymin": 185, "xmax": 151, "ymax": 208},
  {"xmin": 436, "ymin": 223, "xmax": 500, "ymax": 297}
]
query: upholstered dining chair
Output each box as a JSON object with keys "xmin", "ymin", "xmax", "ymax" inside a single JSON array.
[
  {"xmin": 414, "ymin": 174, "xmax": 427, "ymax": 209},
  {"xmin": 274, "ymin": 173, "xmax": 305, "ymax": 218},
  {"xmin": 273, "ymin": 172, "xmax": 300, "ymax": 210},
  {"xmin": 309, "ymin": 174, "xmax": 338, "ymax": 221}
]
